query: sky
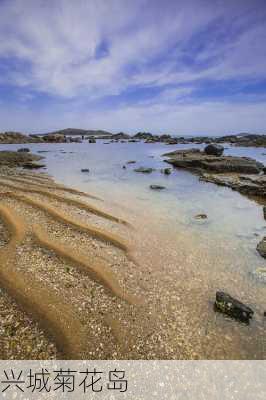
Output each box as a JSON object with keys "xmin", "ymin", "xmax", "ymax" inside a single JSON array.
[{"xmin": 0, "ymin": 0, "xmax": 266, "ymax": 135}]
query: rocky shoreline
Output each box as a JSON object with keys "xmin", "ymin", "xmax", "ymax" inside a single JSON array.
[
  {"xmin": 1, "ymin": 130, "xmax": 266, "ymax": 147},
  {"xmin": 163, "ymin": 146, "xmax": 266, "ymax": 200}
]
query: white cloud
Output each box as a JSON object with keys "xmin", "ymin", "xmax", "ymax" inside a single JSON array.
[
  {"xmin": 0, "ymin": 0, "xmax": 265, "ymax": 98},
  {"xmin": 0, "ymin": 0, "xmax": 266, "ymax": 133}
]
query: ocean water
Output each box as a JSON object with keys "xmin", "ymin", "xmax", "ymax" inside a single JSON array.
[{"xmin": 1, "ymin": 140, "xmax": 265, "ymax": 358}]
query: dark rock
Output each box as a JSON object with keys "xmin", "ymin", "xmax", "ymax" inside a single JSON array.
[
  {"xmin": 126, "ymin": 160, "xmax": 136, "ymax": 164},
  {"xmin": 150, "ymin": 185, "xmax": 166, "ymax": 190},
  {"xmin": 22, "ymin": 163, "xmax": 46, "ymax": 169},
  {"xmin": 214, "ymin": 291, "xmax": 254, "ymax": 323},
  {"xmin": 263, "ymin": 206, "xmax": 266, "ymax": 220},
  {"xmin": 122, "ymin": 165, "xmax": 126, "ymax": 169},
  {"xmin": 256, "ymin": 237, "xmax": 266, "ymax": 258},
  {"xmin": 88, "ymin": 138, "xmax": 96, "ymax": 143},
  {"xmin": 134, "ymin": 167, "xmax": 154, "ymax": 173},
  {"xmin": 17, "ymin": 148, "xmax": 30, "ymax": 153},
  {"xmin": 204, "ymin": 144, "xmax": 224, "ymax": 156},
  {"xmin": 194, "ymin": 214, "xmax": 207, "ymax": 219},
  {"xmin": 81, "ymin": 169, "xmax": 90, "ymax": 173},
  {"xmin": 161, "ymin": 168, "xmax": 171, "ymax": 175}
]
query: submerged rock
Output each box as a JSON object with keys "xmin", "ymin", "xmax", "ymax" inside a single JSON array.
[
  {"xmin": 161, "ymin": 168, "xmax": 172, "ymax": 175},
  {"xmin": 134, "ymin": 167, "xmax": 154, "ymax": 173},
  {"xmin": 194, "ymin": 213, "xmax": 207, "ymax": 219},
  {"xmin": 81, "ymin": 168, "xmax": 90, "ymax": 173},
  {"xmin": 150, "ymin": 185, "xmax": 165, "ymax": 190},
  {"xmin": 256, "ymin": 237, "xmax": 266, "ymax": 258},
  {"xmin": 214, "ymin": 291, "xmax": 254, "ymax": 323},
  {"xmin": 204, "ymin": 144, "xmax": 224, "ymax": 156},
  {"xmin": 126, "ymin": 160, "xmax": 136, "ymax": 164}
]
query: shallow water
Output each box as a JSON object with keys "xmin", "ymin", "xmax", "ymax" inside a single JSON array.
[{"xmin": 1, "ymin": 140, "xmax": 265, "ymax": 358}]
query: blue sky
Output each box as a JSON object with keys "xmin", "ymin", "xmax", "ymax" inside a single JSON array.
[{"xmin": 0, "ymin": 0, "xmax": 266, "ymax": 135}]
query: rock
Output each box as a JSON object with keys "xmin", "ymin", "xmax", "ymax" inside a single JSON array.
[
  {"xmin": 133, "ymin": 132, "xmax": 153, "ymax": 140},
  {"xmin": 0, "ymin": 151, "xmax": 44, "ymax": 168},
  {"xmin": 122, "ymin": 165, "xmax": 126, "ymax": 169},
  {"xmin": 161, "ymin": 168, "xmax": 171, "ymax": 175},
  {"xmin": 22, "ymin": 163, "xmax": 46, "ymax": 169},
  {"xmin": 42, "ymin": 133, "xmax": 67, "ymax": 143},
  {"xmin": 81, "ymin": 169, "xmax": 90, "ymax": 173},
  {"xmin": 263, "ymin": 206, "xmax": 266, "ymax": 220},
  {"xmin": 204, "ymin": 144, "xmax": 224, "ymax": 156},
  {"xmin": 112, "ymin": 132, "xmax": 130, "ymax": 140},
  {"xmin": 256, "ymin": 237, "xmax": 266, "ymax": 258},
  {"xmin": 201, "ymin": 173, "xmax": 266, "ymax": 198},
  {"xmin": 134, "ymin": 167, "xmax": 154, "ymax": 173},
  {"xmin": 126, "ymin": 160, "xmax": 136, "ymax": 164},
  {"xmin": 164, "ymin": 149, "xmax": 263, "ymax": 174},
  {"xmin": 88, "ymin": 138, "xmax": 96, "ymax": 143},
  {"xmin": 150, "ymin": 185, "xmax": 166, "ymax": 190},
  {"xmin": 194, "ymin": 214, "xmax": 207, "ymax": 219},
  {"xmin": 214, "ymin": 291, "xmax": 254, "ymax": 323},
  {"xmin": 17, "ymin": 148, "xmax": 30, "ymax": 153}
]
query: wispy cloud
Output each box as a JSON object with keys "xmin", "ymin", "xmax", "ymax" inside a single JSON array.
[{"xmin": 0, "ymin": 0, "xmax": 266, "ymax": 133}]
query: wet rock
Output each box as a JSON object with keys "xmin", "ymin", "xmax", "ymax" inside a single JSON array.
[
  {"xmin": 81, "ymin": 168, "xmax": 90, "ymax": 173},
  {"xmin": 126, "ymin": 160, "xmax": 136, "ymax": 164},
  {"xmin": 263, "ymin": 206, "xmax": 266, "ymax": 220},
  {"xmin": 194, "ymin": 214, "xmax": 207, "ymax": 219},
  {"xmin": 134, "ymin": 167, "xmax": 154, "ymax": 173},
  {"xmin": 256, "ymin": 237, "xmax": 266, "ymax": 258},
  {"xmin": 214, "ymin": 291, "xmax": 254, "ymax": 323},
  {"xmin": 161, "ymin": 168, "xmax": 171, "ymax": 175},
  {"xmin": 204, "ymin": 144, "xmax": 224, "ymax": 156},
  {"xmin": 17, "ymin": 148, "xmax": 30, "ymax": 153},
  {"xmin": 88, "ymin": 138, "xmax": 96, "ymax": 143},
  {"xmin": 122, "ymin": 165, "xmax": 126, "ymax": 169},
  {"xmin": 150, "ymin": 185, "xmax": 166, "ymax": 190}
]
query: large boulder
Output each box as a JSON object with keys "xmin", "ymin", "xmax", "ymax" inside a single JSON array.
[{"xmin": 204, "ymin": 144, "xmax": 224, "ymax": 156}]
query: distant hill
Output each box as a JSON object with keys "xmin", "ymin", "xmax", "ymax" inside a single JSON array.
[{"xmin": 39, "ymin": 128, "xmax": 113, "ymax": 136}]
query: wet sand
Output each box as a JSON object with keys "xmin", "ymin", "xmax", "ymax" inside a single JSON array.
[{"xmin": 0, "ymin": 167, "xmax": 265, "ymax": 359}]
